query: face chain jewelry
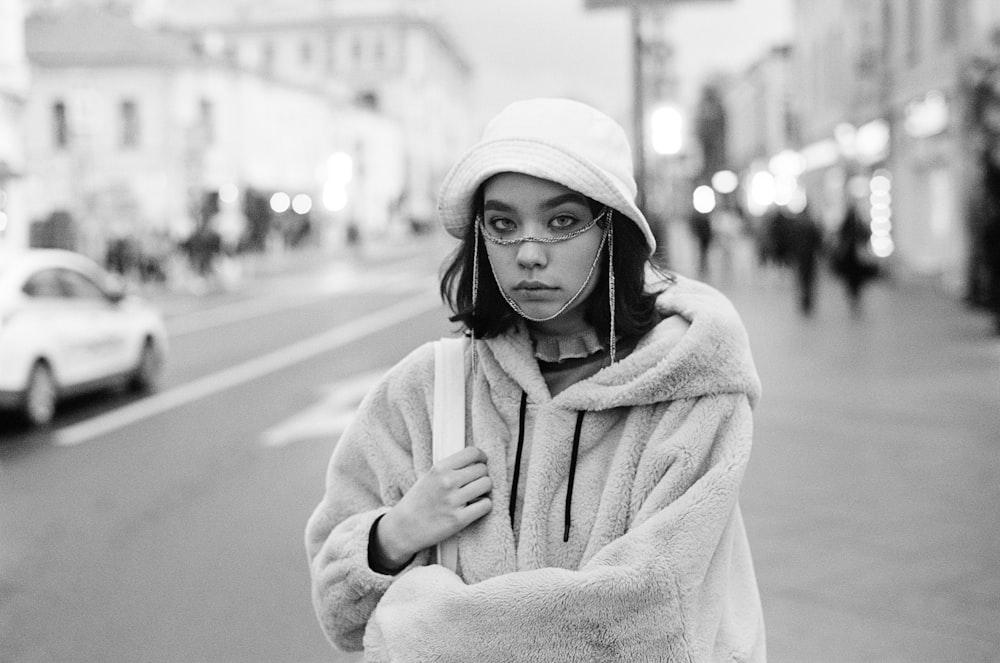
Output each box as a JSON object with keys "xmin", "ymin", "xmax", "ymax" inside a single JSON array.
[
  {"xmin": 486, "ymin": 218, "xmax": 609, "ymax": 323},
  {"xmin": 478, "ymin": 207, "xmax": 610, "ymax": 246},
  {"xmin": 607, "ymin": 219, "xmax": 616, "ymax": 364},
  {"xmin": 471, "ymin": 206, "xmax": 619, "ymax": 367}
]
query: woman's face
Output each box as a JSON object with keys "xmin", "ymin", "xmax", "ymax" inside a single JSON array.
[{"xmin": 481, "ymin": 172, "xmax": 605, "ymax": 334}]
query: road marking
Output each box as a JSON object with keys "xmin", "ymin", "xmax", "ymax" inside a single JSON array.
[
  {"xmin": 167, "ymin": 271, "xmax": 437, "ymax": 336},
  {"xmin": 260, "ymin": 369, "xmax": 388, "ymax": 448},
  {"xmin": 167, "ymin": 292, "xmax": 327, "ymax": 336},
  {"xmin": 54, "ymin": 292, "xmax": 440, "ymax": 447}
]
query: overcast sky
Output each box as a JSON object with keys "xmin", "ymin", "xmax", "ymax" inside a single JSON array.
[{"xmin": 438, "ymin": 0, "xmax": 793, "ymax": 132}]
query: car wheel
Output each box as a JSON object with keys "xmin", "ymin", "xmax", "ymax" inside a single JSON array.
[
  {"xmin": 23, "ymin": 362, "xmax": 57, "ymax": 427},
  {"xmin": 129, "ymin": 338, "xmax": 163, "ymax": 393}
]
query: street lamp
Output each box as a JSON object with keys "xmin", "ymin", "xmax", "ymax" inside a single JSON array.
[
  {"xmin": 651, "ymin": 105, "xmax": 683, "ymax": 155},
  {"xmin": 584, "ymin": 0, "xmax": 734, "ymax": 261}
]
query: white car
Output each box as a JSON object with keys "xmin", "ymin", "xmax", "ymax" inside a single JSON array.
[{"xmin": 0, "ymin": 248, "xmax": 168, "ymax": 426}]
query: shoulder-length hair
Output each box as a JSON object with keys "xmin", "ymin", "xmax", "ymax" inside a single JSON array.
[{"xmin": 439, "ymin": 197, "xmax": 672, "ymax": 342}]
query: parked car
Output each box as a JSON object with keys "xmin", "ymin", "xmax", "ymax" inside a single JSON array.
[{"xmin": 0, "ymin": 248, "xmax": 168, "ymax": 426}]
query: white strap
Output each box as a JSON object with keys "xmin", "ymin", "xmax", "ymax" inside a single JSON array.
[{"xmin": 432, "ymin": 337, "xmax": 466, "ymax": 572}]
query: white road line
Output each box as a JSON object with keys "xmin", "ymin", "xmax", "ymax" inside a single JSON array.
[
  {"xmin": 55, "ymin": 292, "xmax": 440, "ymax": 447},
  {"xmin": 167, "ymin": 292, "xmax": 327, "ymax": 336},
  {"xmin": 166, "ymin": 272, "xmax": 437, "ymax": 336}
]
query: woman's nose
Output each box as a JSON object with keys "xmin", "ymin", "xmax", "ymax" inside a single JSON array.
[{"xmin": 515, "ymin": 240, "xmax": 547, "ymax": 269}]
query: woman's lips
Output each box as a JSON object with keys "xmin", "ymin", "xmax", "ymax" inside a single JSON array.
[
  {"xmin": 514, "ymin": 280, "xmax": 556, "ymax": 291},
  {"xmin": 513, "ymin": 281, "xmax": 557, "ymax": 300}
]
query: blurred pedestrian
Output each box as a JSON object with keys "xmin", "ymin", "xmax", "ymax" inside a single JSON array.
[
  {"xmin": 711, "ymin": 204, "xmax": 743, "ymax": 284},
  {"xmin": 305, "ymin": 98, "xmax": 765, "ymax": 661},
  {"xmin": 758, "ymin": 203, "xmax": 794, "ymax": 269},
  {"xmin": 830, "ymin": 201, "xmax": 879, "ymax": 315},
  {"xmin": 788, "ymin": 201, "xmax": 824, "ymax": 316},
  {"xmin": 984, "ymin": 160, "xmax": 1000, "ymax": 335},
  {"xmin": 688, "ymin": 205, "xmax": 714, "ymax": 278}
]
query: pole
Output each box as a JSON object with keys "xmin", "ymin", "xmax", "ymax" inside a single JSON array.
[{"xmin": 631, "ymin": 5, "xmax": 646, "ymax": 213}]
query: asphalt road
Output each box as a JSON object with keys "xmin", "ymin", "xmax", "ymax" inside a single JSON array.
[
  {"xmin": 1, "ymin": 233, "xmax": 998, "ymax": 662},
  {"xmin": 0, "ymin": 239, "xmax": 453, "ymax": 662}
]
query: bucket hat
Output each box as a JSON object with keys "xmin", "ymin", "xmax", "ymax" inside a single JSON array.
[{"xmin": 437, "ymin": 98, "xmax": 656, "ymax": 253}]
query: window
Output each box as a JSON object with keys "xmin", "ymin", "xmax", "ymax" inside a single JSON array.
[
  {"xmin": 23, "ymin": 269, "xmax": 63, "ymax": 298},
  {"xmin": 120, "ymin": 99, "xmax": 139, "ymax": 148},
  {"xmin": 261, "ymin": 40, "xmax": 275, "ymax": 72},
  {"xmin": 58, "ymin": 269, "xmax": 106, "ymax": 301},
  {"xmin": 53, "ymin": 101, "xmax": 68, "ymax": 149},
  {"xmin": 199, "ymin": 98, "xmax": 215, "ymax": 145},
  {"xmin": 325, "ymin": 34, "xmax": 336, "ymax": 72},
  {"xmin": 940, "ymin": 0, "xmax": 961, "ymax": 45},
  {"xmin": 881, "ymin": 0, "xmax": 893, "ymax": 62},
  {"xmin": 351, "ymin": 33, "xmax": 363, "ymax": 66},
  {"xmin": 906, "ymin": 0, "xmax": 921, "ymax": 66},
  {"xmin": 373, "ymin": 32, "xmax": 385, "ymax": 65}
]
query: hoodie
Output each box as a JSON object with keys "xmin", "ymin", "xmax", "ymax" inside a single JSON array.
[{"xmin": 305, "ymin": 275, "xmax": 765, "ymax": 662}]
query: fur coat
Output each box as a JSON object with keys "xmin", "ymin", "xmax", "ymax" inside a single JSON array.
[{"xmin": 305, "ymin": 275, "xmax": 765, "ymax": 662}]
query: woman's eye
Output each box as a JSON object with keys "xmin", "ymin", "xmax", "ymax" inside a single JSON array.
[
  {"xmin": 550, "ymin": 215, "xmax": 581, "ymax": 232},
  {"xmin": 485, "ymin": 217, "xmax": 516, "ymax": 234}
]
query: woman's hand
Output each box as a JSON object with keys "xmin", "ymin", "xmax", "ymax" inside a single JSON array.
[{"xmin": 374, "ymin": 446, "xmax": 493, "ymax": 570}]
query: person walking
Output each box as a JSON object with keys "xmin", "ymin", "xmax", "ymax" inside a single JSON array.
[
  {"xmin": 831, "ymin": 201, "xmax": 879, "ymax": 315},
  {"xmin": 788, "ymin": 202, "xmax": 824, "ymax": 316},
  {"xmin": 305, "ymin": 98, "xmax": 765, "ymax": 662},
  {"xmin": 689, "ymin": 204, "xmax": 714, "ymax": 279}
]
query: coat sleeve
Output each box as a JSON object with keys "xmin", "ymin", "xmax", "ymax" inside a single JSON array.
[
  {"xmin": 362, "ymin": 392, "xmax": 764, "ymax": 663},
  {"xmin": 304, "ymin": 343, "xmax": 436, "ymax": 652}
]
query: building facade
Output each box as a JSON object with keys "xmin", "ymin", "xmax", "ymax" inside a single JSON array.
[
  {"xmin": 791, "ymin": 0, "xmax": 1000, "ymax": 295},
  {"xmin": 724, "ymin": 44, "xmax": 798, "ymax": 219},
  {"xmin": 0, "ymin": 0, "xmax": 29, "ymax": 250},
  {"xmin": 22, "ymin": 5, "xmax": 405, "ymax": 262},
  {"xmin": 159, "ymin": 0, "xmax": 475, "ymax": 228}
]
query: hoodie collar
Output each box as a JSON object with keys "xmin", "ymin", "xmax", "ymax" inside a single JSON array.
[{"xmin": 480, "ymin": 275, "xmax": 760, "ymax": 411}]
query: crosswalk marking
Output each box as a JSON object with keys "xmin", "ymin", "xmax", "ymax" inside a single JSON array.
[{"xmin": 260, "ymin": 369, "xmax": 388, "ymax": 448}]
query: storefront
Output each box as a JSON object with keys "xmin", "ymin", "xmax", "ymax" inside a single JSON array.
[{"xmin": 891, "ymin": 89, "xmax": 967, "ymax": 294}]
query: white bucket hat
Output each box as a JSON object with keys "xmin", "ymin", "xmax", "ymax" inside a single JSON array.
[{"xmin": 437, "ymin": 98, "xmax": 656, "ymax": 253}]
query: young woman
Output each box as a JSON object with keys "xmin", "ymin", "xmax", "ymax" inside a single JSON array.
[{"xmin": 306, "ymin": 98, "xmax": 765, "ymax": 662}]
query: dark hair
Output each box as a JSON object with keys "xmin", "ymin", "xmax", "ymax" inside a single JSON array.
[{"xmin": 439, "ymin": 202, "xmax": 671, "ymax": 343}]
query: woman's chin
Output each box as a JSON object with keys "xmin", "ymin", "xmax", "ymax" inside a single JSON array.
[{"xmin": 514, "ymin": 298, "xmax": 563, "ymax": 321}]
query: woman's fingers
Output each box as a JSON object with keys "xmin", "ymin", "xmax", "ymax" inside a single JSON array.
[
  {"xmin": 437, "ymin": 445, "xmax": 486, "ymax": 471},
  {"xmin": 458, "ymin": 496, "xmax": 492, "ymax": 526},
  {"xmin": 449, "ymin": 460, "xmax": 489, "ymax": 488},
  {"xmin": 456, "ymin": 475, "xmax": 493, "ymax": 505}
]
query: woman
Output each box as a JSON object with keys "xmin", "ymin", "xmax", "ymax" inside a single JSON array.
[{"xmin": 306, "ymin": 98, "xmax": 765, "ymax": 662}]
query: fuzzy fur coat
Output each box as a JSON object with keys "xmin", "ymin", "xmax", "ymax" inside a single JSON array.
[{"xmin": 305, "ymin": 275, "xmax": 765, "ymax": 662}]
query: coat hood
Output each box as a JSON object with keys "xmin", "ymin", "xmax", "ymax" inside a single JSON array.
[{"xmin": 481, "ymin": 274, "xmax": 761, "ymax": 411}]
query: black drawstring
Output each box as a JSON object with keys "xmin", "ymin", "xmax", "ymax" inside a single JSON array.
[
  {"xmin": 509, "ymin": 391, "xmax": 529, "ymax": 525},
  {"xmin": 564, "ymin": 411, "xmax": 585, "ymax": 542},
  {"xmin": 508, "ymin": 391, "xmax": 585, "ymax": 544}
]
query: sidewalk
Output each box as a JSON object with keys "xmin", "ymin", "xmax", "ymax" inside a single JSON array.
[
  {"xmin": 706, "ymin": 266, "xmax": 1000, "ymax": 662},
  {"xmin": 140, "ymin": 230, "xmax": 450, "ymax": 318}
]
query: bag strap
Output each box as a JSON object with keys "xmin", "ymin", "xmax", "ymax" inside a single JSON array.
[{"xmin": 432, "ymin": 337, "xmax": 466, "ymax": 572}]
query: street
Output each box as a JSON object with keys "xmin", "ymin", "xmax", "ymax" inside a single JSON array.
[
  {"xmin": 2, "ymin": 234, "xmax": 999, "ymax": 662},
  {"xmin": 724, "ymin": 267, "xmax": 1000, "ymax": 663}
]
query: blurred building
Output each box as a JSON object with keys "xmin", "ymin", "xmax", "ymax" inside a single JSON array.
[
  {"xmin": 0, "ymin": 0, "xmax": 29, "ymax": 250},
  {"xmin": 725, "ymin": 45, "xmax": 796, "ymax": 215},
  {"xmin": 723, "ymin": 0, "xmax": 1000, "ymax": 299},
  {"xmin": 794, "ymin": 0, "xmax": 1000, "ymax": 295},
  {"xmin": 21, "ymin": 4, "xmax": 404, "ymax": 261},
  {"xmin": 156, "ymin": 0, "xmax": 475, "ymax": 231}
]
